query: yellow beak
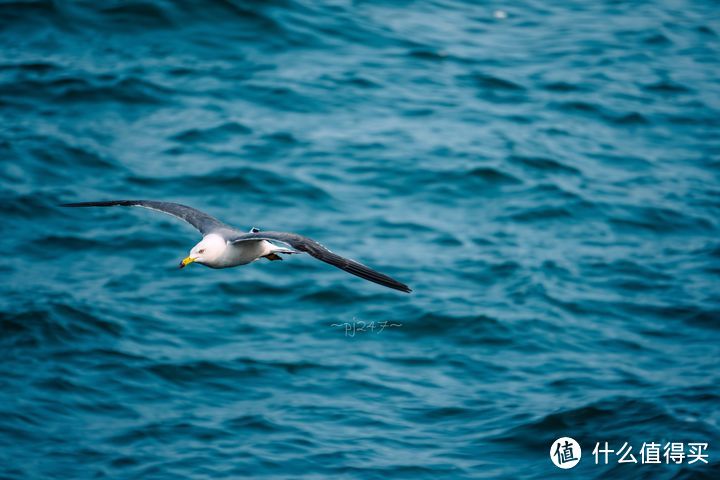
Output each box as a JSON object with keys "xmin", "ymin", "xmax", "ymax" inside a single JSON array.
[{"xmin": 179, "ymin": 256, "xmax": 196, "ymax": 269}]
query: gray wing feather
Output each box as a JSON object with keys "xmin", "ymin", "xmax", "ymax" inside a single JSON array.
[
  {"xmin": 60, "ymin": 200, "xmax": 227, "ymax": 235},
  {"xmin": 230, "ymin": 231, "xmax": 411, "ymax": 293}
]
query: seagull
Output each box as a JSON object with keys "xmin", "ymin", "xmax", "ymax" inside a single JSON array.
[{"xmin": 60, "ymin": 200, "xmax": 411, "ymax": 293}]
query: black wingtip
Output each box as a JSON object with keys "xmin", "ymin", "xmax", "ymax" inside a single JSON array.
[{"xmin": 384, "ymin": 280, "xmax": 412, "ymax": 293}]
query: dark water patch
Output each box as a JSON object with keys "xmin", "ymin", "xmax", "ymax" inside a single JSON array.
[
  {"xmin": 540, "ymin": 291, "xmax": 621, "ymax": 320},
  {"xmin": 402, "ymin": 107, "xmax": 435, "ymax": 116},
  {"xmin": 407, "ymin": 48, "xmax": 451, "ymax": 62},
  {"xmin": 489, "ymin": 260, "xmax": 522, "ymax": 277},
  {"xmin": 0, "ymin": 74, "xmax": 172, "ymax": 105},
  {"xmin": 683, "ymin": 309, "xmax": 720, "ymax": 330},
  {"xmin": 459, "ymin": 72, "xmax": 526, "ymax": 91},
  {"xmin": 0, "ymin": 192, "xmax": 62, "ymax": 218},
  {"xmin": 556, "ymin": 100, "xmax": 601, "ymax": 114},
  {"xmin": 432, "ymin": 232, "xmax": 463, "ymax": 246},
  {"xmin": 608, "ymin": 205, "xmax": 714, "ymax": 234},
  {"xmin": 492, "ymin": 397, "xmax": 677, "ymax": 449},
  {"xmin": 588, "ymin": 151, "xmax": 652, "ymax": 169},
  {"xmin": 411, "ymin": 166, "xmax": 522, "ymax": 197},
  {"xmin": 146, "ymin": 360, "xmax": 259, "ymax": 386},
  {"xmin": 581, "ymin": 258, "xmax": 675, "ymax": 283},
  {"xmin": 506, "ymin": 206, "xmax": 574, "ymax": 222},
  {"xmin": 619, "ymin": 301, "xmax": 720, "ymax": 331},
  {"xmin": 170, "ymin": 122, "xmax": 253, "ymax": 144},
  {"xmin": 0, "ymin": 0, "xmax": 58, "ymax": 22},
  {"xmin": 50, "ymin": 347, "xmax": 149, "ymax": 368},
  {"xmin": 372, "ymin": 219, "xmax": 437, "ymax": 236},
  {"xmin": 262, "ymin": 131, "xmax": 299, "ymax": 145},
  {"xmin": 697, "ymin": 25, "xmax": 716, "ymax": 36},
  {"xmin": 456, "ymin": 72, "xmax": 528, "ymax": 103},
  {"xmin": 612, "ymin": 111, "xmax": 649, "ymax": 125},
  {"xmin": 239, "ymin": 357, "xmax": 329, "ymax": 376},
  {"xmin": 241, "ymin": 83, "xmax": 326, "ymax": 113},
  {"xmin": 643, "ymin": 81, "xmax": 692, "ymax": 94},
  {"xmin": 644, "ymin": 33, "xmax": 672, "ymax": 45},
  {"xmin": 301, "ymin": 287, "xmax": 363, "ymax": 305},
  {"xmin": 554, "ymin": 101, "xmax": 651, "ymax": 127},
  {"xmin": 404, "ymin": 405, "xmax": 476, "ymax": 424},
  {"xmin": 508, "ymin": 154, "xmax": 581, "ymax": 175},
  {"xmin": 1, "ymin": 301, "xmax": 122, "ymax": 348},
  {"xmin": 107, "ymin": 419, "xmax": 232, "ymax": 447},
  {"xmin": 401, "ymin": 311, "xmax": 514, "ymax": 346},
  {"xmin": 0, "ymin": 135, "xmax": 119, "ymax": 188},
  {"xmin": 555, "ymin": 101, "xmax": 651, "ymax": 126},
  {"xmin": 0, "ymin": 61, "xmax": 60, "ymax": 74},
  {"xmin": 663, "ymin": 112, "xmax": 720, "ymax": 127},
  {"xmin": 217, "ymin": 280, "xmax": 297, "ymax": 297},
  {"xmin": 27, "ymin": 235, "xmax": 109, "ymax": 259},
  {"xmin": 224, "ymin": 414, "xmax": 287, "ymax": 433},
  {"xmin": 601, "ymin": 337, "xmax": 649, "ymax": 354},
  {"xmin": 98, "ymin": 2, "xmax": 174, "ymax": 28},
  {"xmin": 321, "ymin": 71, "xmax": 381, "ymax": 89},
  {"xmin": 542, "ymin": 81, "xmax": 583, "ymax": 92},
  {"xmin": 466, "ymin": 166, "xmax": 522, "ymax": 184},
  {"xmin": 127, "ymin": 166, "xmax": 331, "ymax": 201}
]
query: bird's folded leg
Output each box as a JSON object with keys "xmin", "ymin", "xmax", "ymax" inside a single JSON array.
[{"xmin": 263, "ymin": 253, "xmax": 283, "ymax": 261}]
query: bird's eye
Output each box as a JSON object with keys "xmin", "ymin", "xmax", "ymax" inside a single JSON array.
[{"xmin": 198, "ymin": 249, "xmax": 205, "ymax": 254}]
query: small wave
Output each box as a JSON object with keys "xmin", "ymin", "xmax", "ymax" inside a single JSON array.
[
  {"xmin": 223, "ymin": 414, "xmax": 286, "ymax": 433},
  {"xmin": 1, "ymin": 300, "xmax": 122, "ymax": 348},
  {"xmin": 400, "ymin": 311, "xmax": 514, "ymax": 345},
  {"xmin": 507, "ymin": 206, "xmax": 574, "ymax": 222},
  {"xmin": 643, "ymin": 81, "xmax": 692, "ymax": 94},
  {"xmin": 608, "ymin": 205, "xmax": 714, "ymax": 233},
  {"xmin": 492, "ymin": 397, "xmax": 674, "ymax": 448},
  {"xmin": 0, "ymin": 61, "xmax": 60, "ymax": 74},
  {"xmin": 0, "ymin": 0, "xmax": 57, "ymax": 18},
  {"xmin": 127, "ymin": 166, "xmax": 331, "ymax": 201},
  {"xmin": 508, "ymin": 154, "xmax": 581, "ymax": 175},
  {"xmin": 467, "ymin": 166, "xmax": 522, "ymax": 184},
  {"xmin": 556, "ymin": 100, "xmax": 601, "ymax": 114},
  {"xmin": 458, "ymin": 72, "xmax": 526, "ymax": 91},
  {"xmin": 170, "ymin": 122, "xmax": 253, "ymax": 144},
  {"xmin": 554, "ymin": 100, "xmax": 651, "ymax": 125},
  {"xmin": 98, "ymin": 2, "xmax": 174, "ymax": 28},
  {"xmin": 541, "ymin": 81, "xmax": 583, "ymax": 92},
  {"xmin": 0, "ymin": 74, "xmax": 172, "ymax": 105}
]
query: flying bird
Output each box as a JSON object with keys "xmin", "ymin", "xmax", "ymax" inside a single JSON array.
[{"xmin": 60, "ymin": 200, "xmax": 411, "ymax": 293}]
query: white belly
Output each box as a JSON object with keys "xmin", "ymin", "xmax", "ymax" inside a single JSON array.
[{"xmin": 213, "ymin": 240, "xmax": 270, "ymax": 268}]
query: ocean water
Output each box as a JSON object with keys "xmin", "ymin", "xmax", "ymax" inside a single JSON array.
[{"xmin": 1, "ymin": 0, "xmax": 719, "ymax": 478}]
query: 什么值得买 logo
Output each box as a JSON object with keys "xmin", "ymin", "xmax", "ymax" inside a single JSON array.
[{"xmin": 550, "ymin": 437, "xmax": 581, "ymax": 469}]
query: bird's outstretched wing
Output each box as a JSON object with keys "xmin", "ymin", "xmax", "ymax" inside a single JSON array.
[
  {"xmin": 60, "ymin": 200, "xmax": 227, "ymax": 235},
  {"xmin": 230, "ymin": 231, "xmax": 411, "ymax": 293}
]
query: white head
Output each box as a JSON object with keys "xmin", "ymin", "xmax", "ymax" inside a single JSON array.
[{"xmin": 179, "ymin": 233, "xmax": 226, "ymax": 268}]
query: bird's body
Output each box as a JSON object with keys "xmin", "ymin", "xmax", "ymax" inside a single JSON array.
[
  {"xmin": 60, "ymin": 200, "xmax": 411, "ymax": 293},
  {"xmin": 198, "ymin": 234, "xmax": 278, "ymax": 268}
]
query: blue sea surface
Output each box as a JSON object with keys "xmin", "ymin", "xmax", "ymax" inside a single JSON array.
[{"xmin": 1, "ymin": 1, "xmax": 719, "ymax": 478}]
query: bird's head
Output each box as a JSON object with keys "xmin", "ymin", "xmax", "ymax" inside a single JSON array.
[{"xmin": 180, "ymin": 234, "xmax": 226, "ymax": 268}]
